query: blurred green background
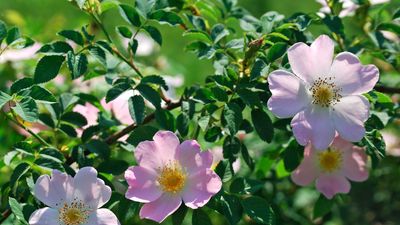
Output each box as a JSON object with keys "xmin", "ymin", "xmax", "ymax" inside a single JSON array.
[{"xmin": 1, "ymin": 1, "xmax": 400, "ymax": 225}]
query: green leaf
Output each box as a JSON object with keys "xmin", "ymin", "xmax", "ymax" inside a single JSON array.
[
  {"xmin": 10, "ymin": 163, "xmax": 30, "ymax": 192},
  {"xmin": 60, "ymin": 93, "xmax": 79, "ymax": 111},
  {"xmin": 250, "ymin": 58, "xmax": 269, "ymax": 80},
  {"xmin": 67, "ymin": 52, "xmax": 88, "ymax": 79},
  {"xmin": 141, "ymin": 75, "xmax": 168, "ymax": 90},
  {"xmin": 14, "ymin": 141, "xmax": 34, "ymax": 155},
  {"xmin": 89, "ymin": 46, "xmax": 107, "ymax": 67},
  {"xmin": 223, "ymin": 136, "xmax": 241, "ymax": 161},
  {"xmin": 237, "ymin": 88, "xmax": 261, "ymax": 107},
  {"xmin": 155, "ymin": 109, "xmax": 176, "ymax": 131},
  {"xmin": 211, "ymin": 23, "xmax": 229, "ymax": 43},
  {"xmin": 322, "ymin": 16, "xmax": 344, "ymax": 36},
  {"xmin": 205, "ymin": 126, "xmax": 222, "ymax": 142},
  {"xmin": 136, "ymin": 84, "xmax": 161, "ymax": 109},
  {"xmin": 266, "ymin": 42, "xmax": 287, "ymax": 62},
  {"xmin": 136, "ymin": 0, "xmax": 155, "ymax": 18},
  {"xmin": 61, "ymin": 111, "xmax": 88, "ymax": 127},
  {"xmin": 377, "ymin": 22, "xmax": 400, "ymax": 35},
  {"xmin": 313, "ymin": 195, "xmax": 334, "ymax": 219},
  {"xmin": 119, "ymin": 4, "xmax": 141, "ymax": 27},
  {"xmin": 0, "ymin": 20, "xmax": 7, "ymax": 43},
  {"xmin": 75, "ymin": 0, "xmax": 86, "ymax": 9},
  {"xmin": 60, "ymin": 123, "xmax": 78, "ymax": 137},
  {"xmin": 116, "ymin": 26, "xmax": 133, "ymax": 38},
  {"xmin": 251, "ymin": 108, "xmax": 274, "ymax": 142},
  {"xmin": 176, "ymin": 113, "xmax": 189, "ymax": 136},
  {"xmin": 13, "ymin": 97, "xmax": 38, "ymax": 122},
  {"xmin": 29, "ymin": 85, "xmax": 57, "ymax": 103},
  {"xmin": 192, "ymin": 209, "xmax": 212, "ymax": 225},
  {"xmin": 105, "ymin": 82, "xmax": 131, "ymax": 103},
  {"xmin": 9, "ymin": 197, "xmax": 28, "ymax": 225},
  {"xmin": 58, "ymin": 30, "xmax": 84, "ymax": 45},
  {"xmin": 85, "ymin": 140, "xmax": 110, "ymax": 159},
  {"xmin": 220, "ymin": 194, "xmax": 243, "ymax": 225},
  {"xmin": 98, "ymin": 159, "xmax": 129, "ymax": 175},
  {"xmin": 34, "ymin": 55, "xmax": 65, "ymax": 84},
  {"xmin": 282, "ymin": 139, "xmax": 303, "ymax": 172},
  {"xmin": 150, "ymin": 9, "xmax": 183, "ymax": 26},
  {"xmin": 6, "ymin": 27, "xmax": 21, "ymax": 45},
  {"xmin": 40, "ymin": 148, "xmax": 65, "ymax": 162},
  {"xmin": 38, "ymin": 41, "xmax": 73, "ymax": 55},
  {"xmin": 241, "ymin": 196, "xmax": 275, "ymax": 225},
  {"xmin": 241, "ymin": 143, "xmax": 255, "ymax": 170},
  {"xmin": 0, "ymin": 91, "xmax": 12, "ymax": 109},
  {"xmin": 35, "ymin": 157, "xmax": 64, "ymax": 171},
  {"xmin": 223, "ymin": 103, "xmax": 243, "ymax": 135},
  {"xmin": 172, "ymin": 205, "xmax": 188, "ymax": 225},
  {"xmin": 126, "ymin": 125, "xmax": 158, "ymax": 146},
  {"xmin": 128, "ymin": 95, "xmax": 145, "ymax": 124},
  {"xmin": 11, "ymin": 78, "xmax": 34, "ymax": 94},
  {"xmin": 143, "ymin": 25, "xmax": 162, "ymax": 46},
  {"xmin": 183, "ymin": 30, "xmax": 212, "ymax": 44}
]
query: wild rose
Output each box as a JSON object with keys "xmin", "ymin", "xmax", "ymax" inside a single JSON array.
[
  {"xmin": 291, "ymin": 135, "xmax": 369, "ymax": 199},
  {"xmin": 124, "ymin": 131, "xmax": 222, "ymax": 223},
  {"xmin": 316, "ymin": 0, "xmax": 390, "ymax": 17},
  {"xmin": 267, "ymin": 35, "xmax": 379, "ymax": 149},
  {"xmin": 29, "ymin": 167, "xmax": 120, "ymax": 225}
]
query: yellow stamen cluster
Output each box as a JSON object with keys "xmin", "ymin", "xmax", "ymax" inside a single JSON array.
[
  {"xmin": 58, "ymin": 200, "xmax": 90, "ymax": 225},
  {"xmin": 310, "ymin": 77, "xmax": 342, "ymax": 107},
  {"xmin": 318, "ymin": 149, "xmax": 343, "ymax": 173},
  {"xmin": 158, "ymin": 161, "xmax": 187, "ymax": 194}
]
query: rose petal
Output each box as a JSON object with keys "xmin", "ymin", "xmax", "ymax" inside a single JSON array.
[
  {"xmin": 267, "ymin": 70, "xmax": 310, "ymax": 118},
  {"xmin": 342, "ymin": 146, "xmax": 369, "ymax": 182},
  {"xmin": 73, "ymin": 167, "xmax": 111, "ymax": 209},
  {"xmin": 333, "ymin": 95, "xmax": 369, "ymax": 142},
  {"xmin": 139, "ymin": 194, "xmax": 182, "ymax": 223},
  {"xmin": 287, "ymin": 35, "xmax": 334, "ymax": 83},
  {"xmin": 331, "ymin": 52, "xmax": 379, "ymax": 95},
  {"xmin": 28, "ymin": 207, "xmax": 59, "ymax": 225},
  {"xmin": 291, "ymin": 143, "xmax": 320, "ymax": 186},
  {"xmin": 86, "ymin": 208, "xmax": 121, "ymax": 225},
  {"xmin": 176, "ymin": 140, "xmax": 213, "ymax": 174},
  {"xmin": 135, "ymin": 131, "xmax": 180, "ymax": 170},
  {"xmin": 34, "ymin": 170, "xmax": 74, "ymax": 208},
  {"xmin": 316, "ymin": 174, "xmax": 351, "ymax": 199},
  {"xmin": 182, "ymin": 169, "xmax": 222, "ymax": 209},
  {"xmin": 124, "ymin": 166, "xmax": 162, "ymax": 203},
  {"xmin": 293, "ymin": 107, "xmax": 336, "ymax": 150}
]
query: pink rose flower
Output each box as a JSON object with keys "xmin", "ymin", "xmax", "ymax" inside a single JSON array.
[
  {"xmin": 29, "ymin": 167, "xmax": 120, "ymax": 225},
  {"xmin": 124, "ymin": 131, "xmax": 222, "ymax": 223},
  {"xmin": 291, "ymin": 135, "xmax": 369, "ymax": 199},
  {"xmin": 316, "ymin": 0, "xmax": 390, "ymax": 17},
  {"xmin": 267, "ymin": 35, "xmax": 379, "ymax": 149}
]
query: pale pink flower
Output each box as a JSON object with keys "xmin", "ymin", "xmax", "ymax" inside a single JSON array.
[
  {"xmin": 291, "ymin": 135, "xmax": 369, "ymax": 199},
  {"xmin": 316, "ymin": 0, "xmax": 390, "ymax": 17},
  {"xmin": 124, "ymin": 131, "xmax": 222, "ymax": 223},
  {"xmin": 73, "ymin": 103, "xmax": 100, "ymax": 137},
  {"xmin": 382, "ymin": 131, "xmax": 400, "ymax": 157},
  {"xmin": 267, "ymin": 35, "xmax": 379, "ymax": 149},
  {"xmin": 102, "ymin": 91, "xmax": 134, "ymax": 125},
  {"xmin": 0, "ymin": 43, "xmax": 41, "ymax": 63},
  {"xmin": 211, "ymin": 147, "xmax": 241, "ymax": 173},
  {"xmin": 29, "ymin": 167, "xmax": 120, "ymax": 225}
]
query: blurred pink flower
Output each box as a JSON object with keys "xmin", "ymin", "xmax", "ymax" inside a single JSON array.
[
  {"xmin": 316, "ymin": 0, "xmax": 390, "ymax": 17},
  {"xmin": 124, "ymin": 131, "xmax": 222, "ymax": 223},
  {"xmin": 382, "ymin": 131, "xmax": 400, "ymax": 157},
  {"xmin": 267, "ymin": 35, "xmax": 379, "ymax": 149},
  {"xmin": 29, "ymin": 167, "xmax": 120, "ymax": 225},
  {"xmin": 211, "ymin": 147, "xmax": 241, "ymax": 173},
  {"xmin": 0, "ymin": 43, "xmax": 41, "ymax": 63},
  {"xmin": 102, "ymin": 91, "xmax": 134, "ymax": 125},
  {"xmin": 291, "ymin": 135, "xmax": 369, "ymax": 199}
]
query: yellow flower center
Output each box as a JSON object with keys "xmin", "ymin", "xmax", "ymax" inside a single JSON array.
[
  {"xmin": 158, "ymin": 161, "xmax": 187, "ymax": 194},
  {"xmin": 318, "ymin": 149, "xmax": 343, "ymax": 173},
  {"xmin": 58, "ymin": 201, "xmax": 90, "ymax": 225},
  {"xmin": 310, "ymin": 77, "xmax": 341, "ymax": 107}
]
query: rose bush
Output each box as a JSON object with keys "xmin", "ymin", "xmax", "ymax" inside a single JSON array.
[{"xmin": 0, "ymin": 0, "xmax": 399, "ymax": 224}]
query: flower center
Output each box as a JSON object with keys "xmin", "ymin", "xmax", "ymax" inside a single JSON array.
[
  {"xmin": 59, "ymin": 201, "xmax": 90, "ymax": 225},
  {"xmin": 310, "ymin": 77, "xmax": 342, "ymax": 107},
  {"xmin": 318, "ymin": 149, "xmax": 343, "ymax": 173},
  {"xmin": 158, "ymin": 161, "xmax": 187, "ymax": 194}
]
